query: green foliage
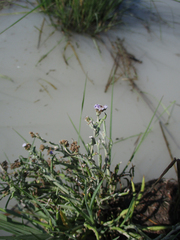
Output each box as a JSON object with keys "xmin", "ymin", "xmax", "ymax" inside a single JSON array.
[
  {"xmin": 0, "ymin": 104, "xmax": 142, "ymax": 239},
  {"xmin": 38, "ymin": 0, "xmax": 126, "ymax": 35},
  {"xmin": 0, "ymin": 100, "xmax": 179, "ymax": 239},
  {"xmin": 0, "ymin": 0, "xmax": 127, "ymax": 35}
]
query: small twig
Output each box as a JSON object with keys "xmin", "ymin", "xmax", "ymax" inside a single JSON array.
[
  {"xmin": 148, "ymin": 158, "xmax": 177, "ymax": 193},
  {"xmin": 159, "ymin": 121, "xmax": 177, "ymax": 175}
]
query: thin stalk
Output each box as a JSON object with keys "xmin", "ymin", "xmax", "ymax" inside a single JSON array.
[
  {"xmin": 78, "ymin": 77, "xmax": 87, "ymax": 145},
  {"xmin": 0, "ymin": 4, "xmax": 42, "ymax": 34},
  {"xmin": 159, "ymin": 121, "xmax": 177, "ymax": 175},
  {"xmin": 108, "ymin": 72, "xmax": 115, "ymax": 163}
]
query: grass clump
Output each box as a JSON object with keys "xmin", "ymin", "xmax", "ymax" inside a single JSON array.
[{"xmin": 38, "ymin": 0, "xmax": 126, "ymax": 35}]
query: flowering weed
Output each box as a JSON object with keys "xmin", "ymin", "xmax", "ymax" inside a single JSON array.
[{"xmin": 0, "ymin": 104, "xmax": 146, "ymax": 239}]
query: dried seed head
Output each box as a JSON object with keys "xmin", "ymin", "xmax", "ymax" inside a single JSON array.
[
  {"xmin": 22, "ymin": 143, "xmax": 31, "ymax": 150},
  {"xmin": 70, "ymin": 141, "xmax": 80, "ymax": 153},
  {"xmin": 29, "ymin": 131, "xmax": 36, "ymax": 138},
  {"xmin": 40, "ymin": 144, "xmax": 45, "ymax": 151},
  {"xmin": 60, "ymin": 140, "xmax": 69, "ymax": 147},
  {"xmin": 85, "ymin": 116, "xmax": 91, "ymax": 123},
  {"xmin": 11, "ymin": 159, "xmax": 21, "ymax": 169},
  {"xmin": 0, "ymin": 160, "xmax": 8, "ymax": 171}
]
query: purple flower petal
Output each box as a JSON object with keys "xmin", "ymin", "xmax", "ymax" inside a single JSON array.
[{"xmin": 94, "ymin": 104, "xmax": 108, "ymax": 112}]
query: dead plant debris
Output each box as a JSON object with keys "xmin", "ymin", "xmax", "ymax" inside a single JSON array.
[{"xmin": 105, "ymin": 38, "xmax": 142, "ymax": 93}]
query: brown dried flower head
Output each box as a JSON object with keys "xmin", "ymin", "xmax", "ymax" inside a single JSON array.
[
  {"xmin": 60, "ymin": 140, "xmax": 69, "ymax": 147},
  {"xmin": 70, "ymin": 141, "xmax": 80, "ymax": 153},
  {"xmin": 29, "ymin": 131, "xmax": 36, "ymax": 138},
  {"xmin": 11, "ymin": 159, "xmax": 21, "ymax": 169},
  {"xmin": 0, "ymin": 160, "xmax": 8, "ymax": 171},
  {"xmin": 22, "ymin": 143, "xmax": 31, "ymax": 150},
  {"xmin": 40, "ymin": 144, "xmax": 45, "ymax": 151}
]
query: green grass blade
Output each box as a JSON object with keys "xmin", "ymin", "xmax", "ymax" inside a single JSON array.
[
  {"xmin": 0, "ymin": 213, "xmax": 44, "ymax": 236},
  {"xmin": 109, "ymin": 72, "xmax": 115, "ymax": 163},
  {"xmin": 14, "ymin": 186, "xmax": 56, "ymax": 227},
  {"xmin": 109, "ymin": 72, "xmax": 115, "ymax": 143},
  {"xmin": 140, "ymin": 225, "xmax": 172, "ymax": 231},
  {"xmin": 90, "ymin": 179, "xmax": 103, "ymax": 211},
  {"xmin": 0, "ymin": 4, "xmax": 42, "ymax": 35},
  {"xmin": 0, "ymin": 74, "xmax": 13, "ymax": 82},
  {"xmin": 135, "ymin": 176, "xmax": 145, "ymax": 206},
  {"xmin": 110, "ymin": 226, "xmax": 131, "ymax": 239},
  {"xmin": 84, "ymin": 181, "xmax": 94, "ymax": 224},
  {"xmin": 0, "ymin": 208, "xmax": 50, "ymax": 229},
  {"xmin": 67, "ymin": 199, "xmax": 92, "ymax": 224},
  {"xmin": 12, "ymin": 128, "xmax": 28, "ymax": 143},
  {"xmin": 78, "ymin": 76, "xmax": 87, "ymax": 145},
  {"xmin": 92, "ymin": 38, "xmax": 102, "ymax": 58},
  {"xmin": 114, "ymin": 132, "xmax": 142, "ymax": 144},
  {"xmin": 68, "ymin": 114, "xmax": 88, "ymax": 153},
  {"xmin": 120, "ymin": 192, "xmax": 136, "ymax": 227},
  {"xmin": 36, "ymin": 37, "xmax": 64, "ymax": 66},
  {"xmin": 134, "ymin": 97, "xmax": 163, "ymax": 155},
  {"xmin": 3, "ymin": 152, "xmax": 11, "ymax": 164},
  {"xmin": 100, "ymin": 191, "xmax": 129, "ymax": 203},
  {"xmin": 57, "ymin": 205, "xmax": 74, "ymax": 210},
  {"xmin": 121, "ymin": 97, "xmax": 163, "ymax": 176},
  {"xmin": 0, "ymin": 233, "xmax": 51, "ymax": 240},
  {"xmin": 84, "ymin": 223, "xmax": 99, "ymax": 240}
]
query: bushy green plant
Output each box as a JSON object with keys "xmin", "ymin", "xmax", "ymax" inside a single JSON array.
[
  {"xmin": 1, "ymin": 102, "xmax": 180, "ymax": 239},
  {"xmin": 38, "ymin": 0, "xmax": 126, "ymax": 35},
  {"xmin": 0, "ymin": 103, "xmax": 147, "ymax": 240}
]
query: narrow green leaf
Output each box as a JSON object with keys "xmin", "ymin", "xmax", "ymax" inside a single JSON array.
[
  {"xmin": 0, "ymin": 214, "xmax": 43, "ymax": 236},
  {"xmin": 12, "ymin": 128, "xmax": 29, "ymax": 143},
  {"xmin": 0, "ymin": 74, "xmax": 13, "ymax": 82},
  {"xmin": 0, "ymin": 4, "xmax": 42, "ymax": 34},
  {"xmin": 36, "ymin": 38, "xmax": 64, "ymax": 66},
  {"xmin": 140, "ymin": 225, "xmax": 172, "ymax": 231},
  {"xmin": 14, "ymin": 186, "xmax": 56, "ymax": 227},
  {"xmin": 135, "ymin": 175, "xmax": 145, "ymax": 206},
  {"xmin": 110, "ymin": 226, "xmax": 131, "ymax": 239},
  {"xmin": 90, "ymin": 179, "xmax": 103, "ymax": 210},
  {"xmin": 78, "ymin": 76, "xmax": 87, "ymax": 145},
  {"xmin": 120, "ymin": 188, "xmax": 136, "ymax": 227},
  {"xmin": 0, "ymin": 208, "xmax": 50, "ymax": 229},
  {"xmin": 84, "ymin": 181, "xmax": 94, "ymax": 224},
  {"xmin": 134, "ymin": 97, "xmax": 163, "ymax": 155},
  {"xmin": 68, "ymin": 199, "xmax": 92, "ymax": 224},
  {"xmin": 84, "ymin": 223, "xmax": 99, "ymax": 240},
  {"xmin": 0, "ymin": 233, "xmax": 51, "ymax": 240},
  {"xmin": 109, "ymin": 72, "xmax": 115, "ymax": 162},
  {"xmin": 100, "ymin": 190, "xmax": 129, "ymax": 203}
]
